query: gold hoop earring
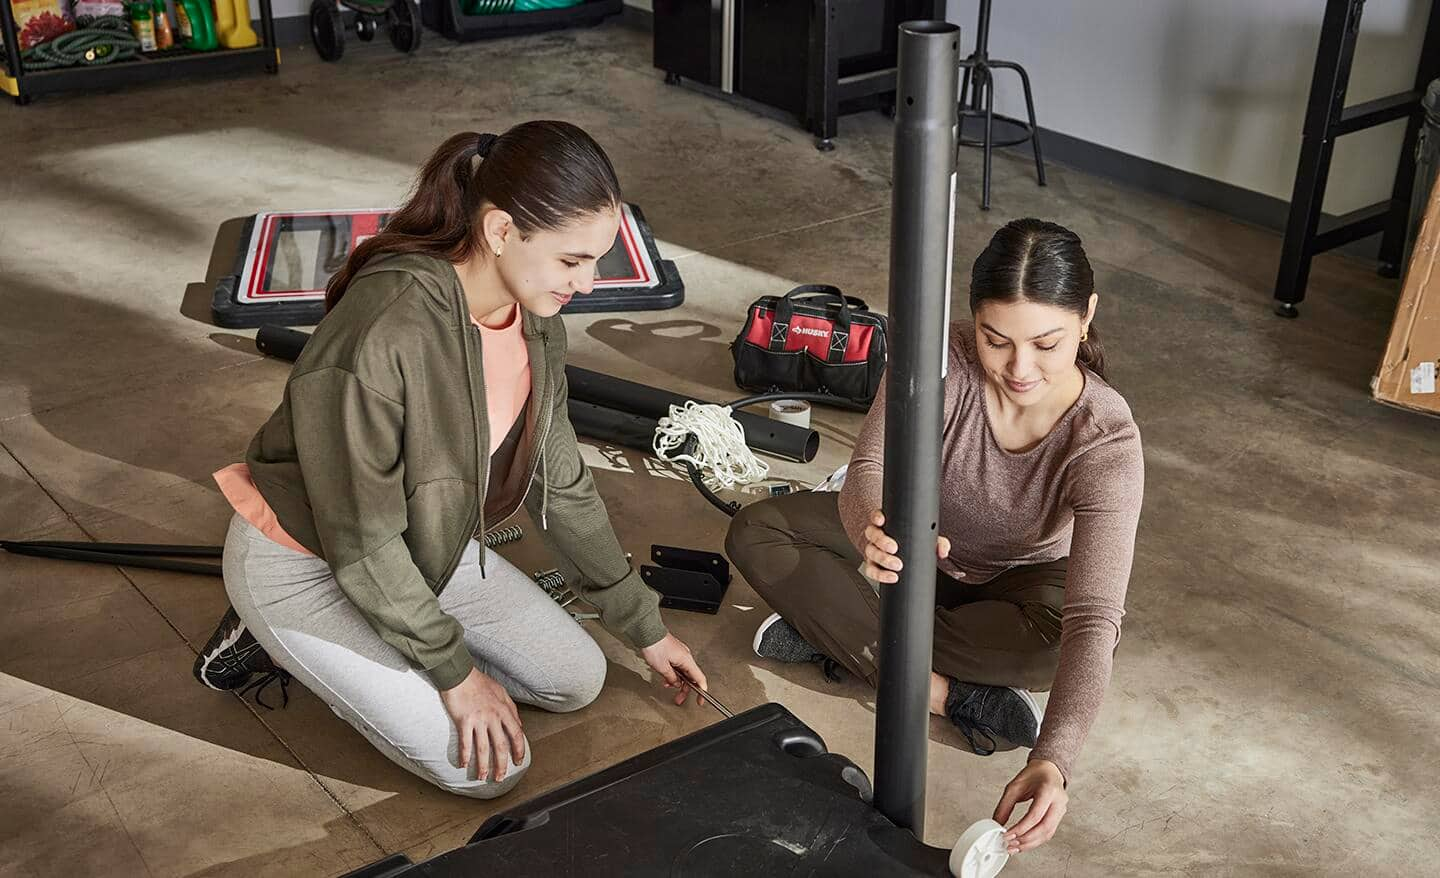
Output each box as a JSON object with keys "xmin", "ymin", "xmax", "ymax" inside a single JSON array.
[{"xmin": 1081, "ymin": 330, "xmax": 1089, "ymax": 342}]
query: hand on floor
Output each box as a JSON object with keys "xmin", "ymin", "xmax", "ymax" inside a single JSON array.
[
  {"xmin": 641, "ymin": 632, "xmax": 710, "ymax": 707},
  {"xmin": 439, "ymin": 667, "xmax": 527, "ymax": 782},
  {"xmin": 861, "ymin": 510, "xmax": 951, "ymax": 584},
  {"xmin": 993, "ymin": 758, "xmax": 1068, "ymax": 854}
]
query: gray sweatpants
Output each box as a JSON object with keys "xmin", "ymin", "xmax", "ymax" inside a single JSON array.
[{"xmin": 222, "ymin": 513, "xmax": 607, "ymax": 799}]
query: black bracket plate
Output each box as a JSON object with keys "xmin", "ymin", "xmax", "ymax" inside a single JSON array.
[
  {"xmin": 641, "ymin": 545, "xmax": 731, "ymax": 614},
  {"xmin": 650, "ymin": 544, "xmax": 731, "ymax": 584}
]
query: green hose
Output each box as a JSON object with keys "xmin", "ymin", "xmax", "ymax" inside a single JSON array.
[{"xmin": 20, "ymin": 16, "xmax": 140, "ymax": 70}]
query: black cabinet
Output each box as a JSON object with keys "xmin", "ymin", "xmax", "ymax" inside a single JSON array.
[
  {"xmin": 653, "ymin": 0, "xmax": 724, "ymax": 87},
  {"xmin": 655, "ymin": 0, "xmax": 944, "ymax": 149}
]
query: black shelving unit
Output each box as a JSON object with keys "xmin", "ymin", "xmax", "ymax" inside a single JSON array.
[
  {"xmin": 421, "ymin": 0, "xmax": 621, "ymax": 43},
  {"xmin": 1272, "ymin": 0, "xmax": 1440, "ymax": 317},
  {"xmin": 1, "ymin": 1, "xmax": 279, "ymax": 105}
]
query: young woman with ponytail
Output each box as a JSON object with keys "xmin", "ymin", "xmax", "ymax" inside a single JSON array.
[
  {"xmin": 727, "ymin": 218, "xmax": 1144, "ymax": 857},
  {"xmin": 197, "ymin": 121, "xmax": 708, "ymax": 800}
]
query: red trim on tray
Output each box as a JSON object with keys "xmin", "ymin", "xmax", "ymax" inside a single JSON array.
[{"xmin": 245, "ymin": 209, "xmax": 655, "ymax": 300}]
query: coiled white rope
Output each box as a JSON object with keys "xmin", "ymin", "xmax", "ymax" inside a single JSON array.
[{"xmin": 652, "ymin": 401, "xmax": 769, "ymax": 489}]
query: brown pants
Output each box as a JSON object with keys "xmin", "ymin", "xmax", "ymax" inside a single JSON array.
[{"xmin": 725, "ymin": 491, "xmax": 1066, "ymax": 692}]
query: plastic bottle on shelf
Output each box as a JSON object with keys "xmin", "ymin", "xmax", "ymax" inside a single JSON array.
[
  {"xmin": 130, "ymin": 0, "xmax": 158, "ymax": 51},
  {"xmin": 176, "ymin": 0, "xmax": 217, "ymax": 48},
  {"xmin": 153, "ymin": 0, "xmax": 175, "ymax": 48},
  {"xmin": 219, "ymin": 0, "xmax": 259, "ymax": 48},
  {"xmin": 173, "ymin": 0, "xmax": 193, "ymax": 40}
]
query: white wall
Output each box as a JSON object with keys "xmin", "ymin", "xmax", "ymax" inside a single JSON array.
[
  {"xmin": 945, "ymin": 0, "xmax": 1429, "ymax": 215},
  {"xmin": 264, "ymin": 0, "xmax": 1426, "ymax": 217}
]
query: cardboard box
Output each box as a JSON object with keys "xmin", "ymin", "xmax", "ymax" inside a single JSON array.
[{"xmin": 1374, "ymin": 180, "xmax": 1440, "ymax": 417}]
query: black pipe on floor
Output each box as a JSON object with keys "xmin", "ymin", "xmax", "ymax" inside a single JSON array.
[
  {"xmin": 565, "ymin": 365, "xmax": 819, "ymax": 463},
  {"xmin": 254, "ymin": 325, "xmax": 821, "ymax": 463}
]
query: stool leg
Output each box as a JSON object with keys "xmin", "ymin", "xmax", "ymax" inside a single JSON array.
[
  {"xmin": 993, "ymin": 60, "xmax": 1046, "ymax": 187},
  {"xmin": 957, "ymin": 58, "xmax": 977, "ymax": 153},
  {"xmin": 982, "ymin": 67, "xmax": 995, "ymax": 210}
]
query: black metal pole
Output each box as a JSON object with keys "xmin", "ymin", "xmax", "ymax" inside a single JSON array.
[
  {"xmin": 872, "ymin": 20, "xmax": 958, "ymax": 837},
  {"xmin": 0, "ymin": 541, "xmax": 224, "ymax": 576}
]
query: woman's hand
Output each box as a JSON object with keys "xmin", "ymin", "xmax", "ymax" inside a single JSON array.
[
  {"xmin": 641, "ymin": 632, "xmax": 709, "ymax": 707},
  {"xmin": 993, "ymin": 759, "xmax": 1068, "ymax": 854},
  {"xmin": 439, "ymin": 667, "xmax": 526, "ymax": 782},
  {"xmin": 861, "ymin": 510, "xmax": 951, "ymax": 584}
]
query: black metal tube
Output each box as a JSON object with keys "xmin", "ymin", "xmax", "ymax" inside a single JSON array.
[
  {"xmin": 0, "ymin": 542, "xmax": 224, "ymax": 576},
  {"xmin": 3, "ymin": 540, "xmax": 223, "ymax": 557},
  {"xmin": 872, "ymin": 20, "xmax": 959, "ymax": 837},
  {"xmin": 256, "ymin": 324, "xmax": 310, "ymax": 362},
  {"xmin": 255, "ymin": 326, "xmax": 820, "ymax": 463},
  {"xmin": 566, "ymin": 366, "xmax": 820, "ymax": 463},
  {"xmin": 566, "ymin": 400, "xmax": 660, "ymax": 452}
]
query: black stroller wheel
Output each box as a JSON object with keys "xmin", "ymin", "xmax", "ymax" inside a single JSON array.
[
  {"xmin": 387, "ymin": 0, "xmax": 421, "ymax": 54},
  {"xmin": 309, "ymin": 0, "xmax": 345, "ymax": 61},
  {"xmin": 356, "ymin": 14, "xmax": 377, "ymax": 40}
]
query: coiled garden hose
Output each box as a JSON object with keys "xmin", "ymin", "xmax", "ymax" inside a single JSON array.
[{"xmin": 20, "ymin": 16, "xmax": 139, "ymax": 70}]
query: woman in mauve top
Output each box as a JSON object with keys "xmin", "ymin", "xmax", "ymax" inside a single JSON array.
[{"xmin": 727, "ymin": 218, "xmax": 1144, "ymax": 858}]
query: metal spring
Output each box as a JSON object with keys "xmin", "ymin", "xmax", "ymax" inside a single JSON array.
[
  {"xmin": 534, "ymin": 568, "xmax": 567, "ymax": 599},
  {"xmin": 483, "ymin": 525, "xmax": 523, "ymax": 548}
]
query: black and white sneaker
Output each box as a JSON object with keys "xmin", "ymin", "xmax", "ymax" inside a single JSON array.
[
  {"xmin": 752, "ymin": 613, "xmax": 845, "ymax": 682},
  {"xmin": 943, "ymin": 678, "xmax": 1044, "ymax": 756},
  {"xmin": 193, "ymin": 607, "xmax": 291, "ymax": 708}
]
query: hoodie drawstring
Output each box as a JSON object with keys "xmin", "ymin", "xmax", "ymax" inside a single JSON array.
[{"xmin": 540, "ymin": 445, "xmax": 549, "ymax": 531}]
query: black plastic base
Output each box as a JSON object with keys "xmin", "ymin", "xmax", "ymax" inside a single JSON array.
[
  {"xmin": 340, "ymin": 704, "xmax": 950, "ymax": 877},
  {"xmin": 1274, "ymin": 301, "xmax": 1300, "ymax": 319}
]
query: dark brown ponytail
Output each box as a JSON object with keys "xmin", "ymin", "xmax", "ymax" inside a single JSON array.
[
  {"xmin": 969, "ymin": 217, "xmax": 1108, "ymax": 381},
  {"xmin": 324, "ymin": 121, "xmax": 622, "ymax": 313}
]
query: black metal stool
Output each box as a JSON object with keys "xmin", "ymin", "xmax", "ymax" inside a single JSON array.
[{"xmin": 957, "ymin": 0, "xmax": 1045, "ymax": 209}]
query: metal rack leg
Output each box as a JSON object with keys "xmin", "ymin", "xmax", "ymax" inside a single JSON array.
[
  {"xmin": 0, "ymin": 0, "xmax": 28, "ymax": 104},
  {"xmin": 1273, "ymin": 0, "xmax": 1365, "ymax": 317},
  {"xmin": 260, "ymin": 0, "xmax": 280, "ymax": 72}
]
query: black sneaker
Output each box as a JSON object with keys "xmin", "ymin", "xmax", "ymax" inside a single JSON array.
[
  {"xmin": 944, "ymin": 678, "xmax": 1044, "ymax": 756},
  {"xmin": 193, "ymin": 607, "xmax": 292, "ymax": 709},
  {"xmin": 752, "ymin": 613, "xmax": 844, "ymax": 682}
]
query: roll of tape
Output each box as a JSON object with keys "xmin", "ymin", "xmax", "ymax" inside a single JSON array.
[
  {"xmin": 769, "ymin": 399, "xmax": 812, "ymax": 428},
  {"xmin": 949, "ymin": 818, "xmax": 1009, "ymax": 878}
]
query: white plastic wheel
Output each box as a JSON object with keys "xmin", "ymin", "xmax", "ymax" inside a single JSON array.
[{"xmin": 949, "ymin": 818, "xmax": 1010, "ymax": 878}]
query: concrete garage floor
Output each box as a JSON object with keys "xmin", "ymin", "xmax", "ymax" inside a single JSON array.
[{"xmin": 2, "ymin": 20, "xmax": 1438, "ymax": 878}]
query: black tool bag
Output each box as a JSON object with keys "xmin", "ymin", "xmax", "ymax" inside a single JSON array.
[{"xmin": 730, "ymin": 284, "xmax": 888, "ymax": 406}]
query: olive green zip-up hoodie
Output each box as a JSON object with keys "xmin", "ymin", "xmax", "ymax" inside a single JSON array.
[{"xmin": 244, "ymin": 252, "xmax": 666, "ymax": 691}]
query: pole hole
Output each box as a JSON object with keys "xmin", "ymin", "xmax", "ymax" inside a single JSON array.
[{"xmin": 906, "ymin": 96, "xmax": 915, "ymax": 106}]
